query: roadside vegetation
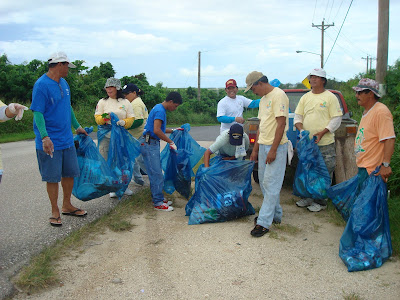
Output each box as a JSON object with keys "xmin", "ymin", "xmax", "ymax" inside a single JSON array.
[{"xmin": 1, "ymin": 54, "xmax": 398, "ymax": 259}]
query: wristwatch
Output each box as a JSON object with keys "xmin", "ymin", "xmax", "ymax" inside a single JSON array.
[{"xmin": 382, "ymin": 162, "xmax": 390, "ymax": 168}]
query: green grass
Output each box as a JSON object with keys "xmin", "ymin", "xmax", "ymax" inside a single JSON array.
[
  {"xmin": 15, "ymin": 188, "xmax": 153, "ymax": 293},
  {"xmin": 342, "ymin": 292, "xmax": 363, "ymax": 300},
  {"xmin": 0, "ymin": 131, "xmax": 36, "ymax": 143},
  {"xmin": 388, "ymin": 195, "xmax": 400, "ymax": 256}
]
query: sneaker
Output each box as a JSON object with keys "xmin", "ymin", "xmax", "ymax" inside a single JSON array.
[
  {"xmin": 307, "ymin": 202, "xmax": 327, "ymax": 212},
  {"xmin": 164, "ymin": 200, "xmax": 173, "ymax": 206},
  {"xmin": 137, "ymin": 180, "xmax": 145, "ymax": 186},
  {"xmin": 109, "ymin": 192, "xmax": 117, "ymax": 198},
  {"xmin": 133, "ymin": 178, "xmax": 145, "ymax": 186},
  {"xmin": 251, "ymin": 225, "xmax": 269, "ymax": 237},
  {"xmin": 296, "ymin": 198, "xmax": 314, "ymax": 207},
  {"xmin": 154, "ymin": 203, "xmax": 174, "ymax": 211},
  {"xmin": 124, "ymin": 188, "xmax": 133, "ymax": 196}
]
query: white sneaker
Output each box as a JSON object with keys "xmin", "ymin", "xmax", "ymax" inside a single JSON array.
[
  {"xmin": 109, "ymin": 192, "xmax": 117, "ymax": 198},
  {"xmin": 154, "ymin": 203, "xmax": 174, "ymax": 211},
  {"xmin": 124, "ymin": 188, "xmax": 133, "ymax": 196},
  {"xmin": 296, "ymin": 198, "xmax": 314, "ymax": 207},
  {"xmin": 164, "ymin": 200, "xmax": 173, "ymax": 206},
  {"xmin": 307, "ymin": 202, "xmax": 327, "ymax": 212}
]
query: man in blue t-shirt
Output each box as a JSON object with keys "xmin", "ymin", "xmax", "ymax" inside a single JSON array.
[
  {"xmin": 139, "ymin": 91, "xmax": 183, "ymax": 211},
  {"xmin": 31, "ymin": 52, "xmax": 88, "ymax": 227}
]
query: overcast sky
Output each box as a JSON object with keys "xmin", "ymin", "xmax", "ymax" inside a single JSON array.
[{"xmin": 1, "ymin": 0, "xmax": 399, "ymax": 88}]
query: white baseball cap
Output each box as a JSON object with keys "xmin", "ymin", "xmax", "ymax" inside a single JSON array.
[
  {"xmin": 307, "ymin": 68, "xmax": 326, "ymax": 79},
  {"xmin": 48, "ymin": 51, "xmax": 76, "ymax": 68}
]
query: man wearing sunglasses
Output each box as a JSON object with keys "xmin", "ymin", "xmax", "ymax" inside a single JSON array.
[{"xmin": 353, "ymin": 78, "xmax": 395, "ymax": 181}]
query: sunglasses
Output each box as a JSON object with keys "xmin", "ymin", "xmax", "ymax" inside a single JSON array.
[{"xmin": 356, "ymin": 90, "xmax": 370, "ymax": 95}]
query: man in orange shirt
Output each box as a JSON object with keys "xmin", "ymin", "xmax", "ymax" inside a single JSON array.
[{"xmin": 353, "ymin": 78, "xmax": 395, "ymax": 180}]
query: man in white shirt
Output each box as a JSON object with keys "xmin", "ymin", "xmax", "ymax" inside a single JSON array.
[{"xmin": 217, "ymin": 79, "xmax": 259, "ymax": 133}]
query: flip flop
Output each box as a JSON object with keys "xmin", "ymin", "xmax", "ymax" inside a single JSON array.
[
  {"xmin": 49, "ymin": 217, "xmax": 62, "ymax": 227},
  {"xmin": 61, "ymin": 208, "xmax": 87, "ymax": 217}
]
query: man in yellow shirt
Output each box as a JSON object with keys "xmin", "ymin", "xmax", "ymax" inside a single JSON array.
[
  {"xmin": 294, "ymin": 68, "xmax": 343, "ymax": 212},
  {"xmin": 245, "ymin": 71, "xmax": 289, "ymax": 237}
]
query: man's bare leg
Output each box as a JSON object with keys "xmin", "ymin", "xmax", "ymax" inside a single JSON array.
[
  {"xmin": 47, "ymin": 182, "xmax": 61, "ymax": 225},
  {"xmin": 61, "ymin": 177, "xmax": 86, "ymax": 215}
]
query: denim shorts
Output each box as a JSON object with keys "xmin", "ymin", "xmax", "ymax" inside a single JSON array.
[{"xmin": 36, "ymin": 146, "xmax": 79, "ymax": 183}]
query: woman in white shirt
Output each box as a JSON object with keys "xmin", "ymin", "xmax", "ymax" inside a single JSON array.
[{"xmin": 94, "ymin": 77, "xmax": 135, "ymax": 196}]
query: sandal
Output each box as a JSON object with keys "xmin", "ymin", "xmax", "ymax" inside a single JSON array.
[
  {"xmin": 49, "ymin": 217, "xmax": 62, "ymax": 227},
  {"xmin": 61, "ymin": 208, "xmax": 87, "ymax": 217}
]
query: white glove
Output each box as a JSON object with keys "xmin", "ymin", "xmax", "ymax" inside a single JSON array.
[
  {"xmin": 169, "ymin": 142, "xmax": 177, "ymax": 151},
  {"xmin": 8, "ymin": 103, "xmax": 29, "ymax": 121},
  {"xmin": 116, "ymin": 120, "xmax": 126, "ymax": 127}
]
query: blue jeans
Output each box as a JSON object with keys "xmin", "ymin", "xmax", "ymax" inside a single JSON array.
[
  {"xmin": 139, "ymin": 137, "xmax": 164, "ymax": 206},
  {"xmin": 257, "ymin": 143, "xmax": 288, "ymax": 229},
  {"xmin": 133, "ymin": 154, "xmax": 145, "ymax": 185}
]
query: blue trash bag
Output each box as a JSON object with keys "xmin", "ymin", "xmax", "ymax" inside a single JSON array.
[
  {"xmin": 293, "ymin": 130, "xmax": 331, "ymax": 199},
  {"xmin": 327, "ymin": 169, "xmax": 369, "ymax": 221},
  {"xmin": 163, "ymin": 148, "xmax": 192, "ymax": 199},
  {"xmin": 185, "ymin": 157, "xmax": 255, "ymax": 225},
  {"xmin": 333, "ymin": 168, "xmax": 392, "ymax": 272},
  {"xmin": 161, "ymin": 123, "xmax": 206, "ymax": 197},
  {"xmin": 98, "ymin": 113, "xmax": 141, "ymax": 198},
  {"xmin": 72, "ymin": 127, "xmax": 122, "ymax": 201}
]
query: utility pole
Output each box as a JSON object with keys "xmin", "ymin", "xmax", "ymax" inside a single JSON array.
[
  {"xmin": 197, "ymin": 51, "xmax": 201, "ymax": 101},
  {"xmin": 376, "ymin": 0, "xmax": 389, "ymax": 85},
  {"xmin": 370, "ymin": 57, "xmax": 374, "ymax": 72},
  {"xmin": 362, "ymin": 56, "xmax": 370, "ymax": 74},
  {"xmin": 312, "ymin": 19, "xmax": 334, "ymax": 68}
]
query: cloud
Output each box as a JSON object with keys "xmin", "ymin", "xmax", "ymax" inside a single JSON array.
[{"xmin": 1, "ymin": 0, "xmax": 400, "ymax": 88}]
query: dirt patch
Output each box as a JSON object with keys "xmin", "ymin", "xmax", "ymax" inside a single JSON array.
[{"xmin": 13, "ymin": 183, "xmax": 400, "ymax": 300}]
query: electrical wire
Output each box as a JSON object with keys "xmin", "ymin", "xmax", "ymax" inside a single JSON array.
[
  {"xmin": 324, "ymin": 0, "xmax": 354, "ymax": 67},
  {"xmin": 333, "ymin": 0, "xmax": 345, "ymax": 21},
  {"xmin": 330, "ymin": 26, "xmax": 371, "ymax": 56},
  {"xmin": 323, "ymin": 0, "xmax": 331, "ymax": 20},
  {"xmin": 327, "ymin": 0, "xmax": 335, "ymax": 23},
  {"xmin": 312, "ymin": 0, "xmax": 318, "ymax": 24}
]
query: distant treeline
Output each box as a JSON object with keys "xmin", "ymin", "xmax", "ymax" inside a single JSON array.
[{"xmin": 0, "ymin": 53, "xmax": 399, "ymax": 132}]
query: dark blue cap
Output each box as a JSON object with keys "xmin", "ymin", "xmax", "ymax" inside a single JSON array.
[{"xmin": 122, "ymin": 83, "xmax": 139, "ymax": 94}]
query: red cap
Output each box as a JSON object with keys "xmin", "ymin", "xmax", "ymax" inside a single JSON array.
[{"xmin": 225, "ymin": 79, "xmax": 237, "ymax": 88}]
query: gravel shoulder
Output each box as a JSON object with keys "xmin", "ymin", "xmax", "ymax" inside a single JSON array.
[{"xmin": 12, "ymin": 181, "xmax": 400, "ymax": 300}]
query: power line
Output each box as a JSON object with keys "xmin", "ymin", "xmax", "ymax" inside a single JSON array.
[
  {"xmin": 324, "ymin": 0, "xmax": 354, "ymax": 67},
  {"xmin": 327, "ymin": 0, "xmax": 336, "ymax": 23},
  {"xmin": 323, "ymin": 0, "xmax": 331, "ymax": 20},
  {"xmin": 312, "ymin": 0, "xmax": 318, "ymax": 23},
  {"xmin": 329, "ymin": 27, "xmax": 371, "ymax": 56},
  {"xmin": 333, "ymin": 0, "xmax": 345, "ymax": 21}
]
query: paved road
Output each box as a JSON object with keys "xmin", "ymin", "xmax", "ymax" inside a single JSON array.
[{"xmin": 0, "ymin": 125, "xmax": 219, "ymax": 299}]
